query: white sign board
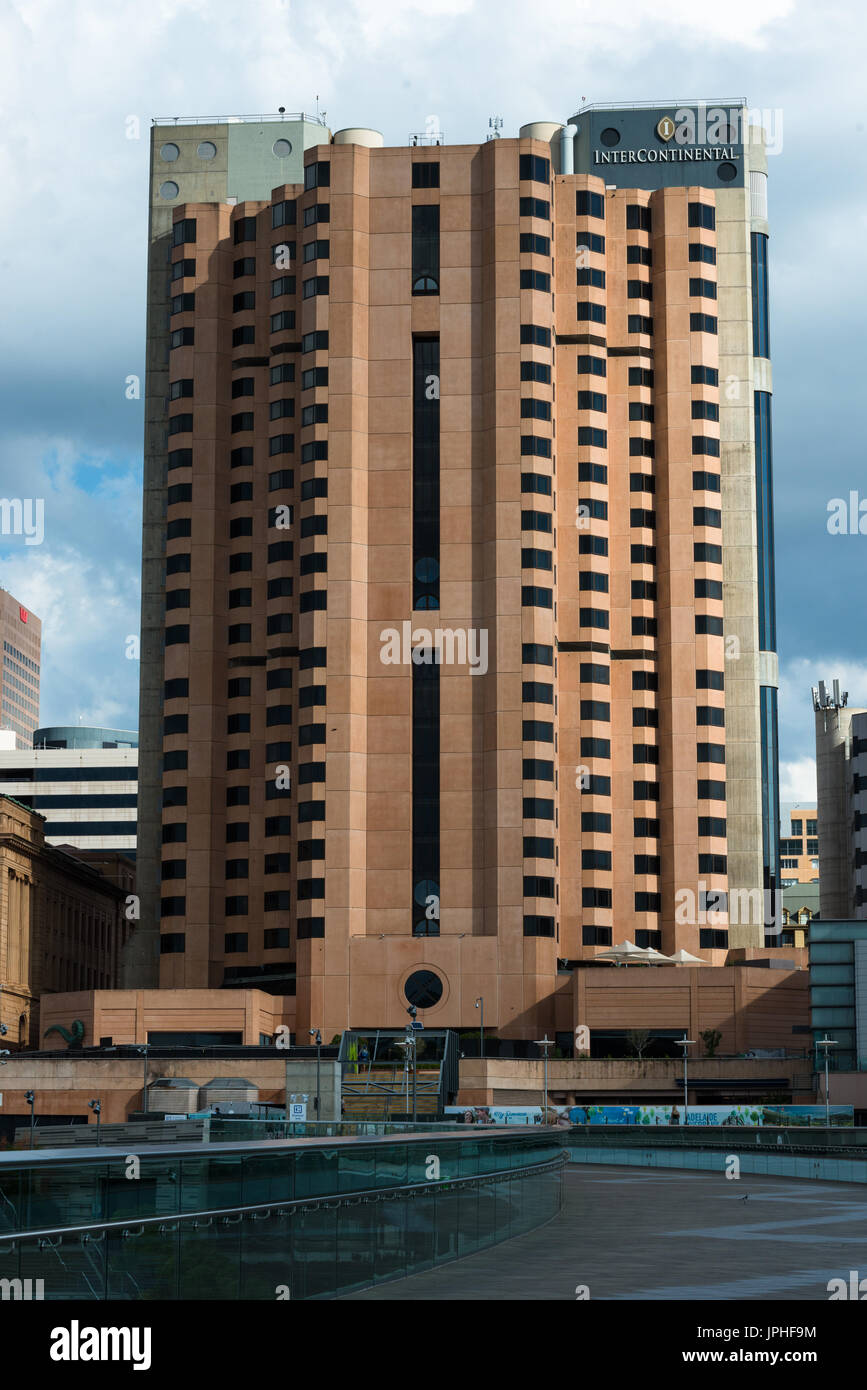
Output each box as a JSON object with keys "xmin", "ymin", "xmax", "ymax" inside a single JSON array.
[{"xmin": 289, "ymin": 1103, "xmax": 307, "ymax": 1122}]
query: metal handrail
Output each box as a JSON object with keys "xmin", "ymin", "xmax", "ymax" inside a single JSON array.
[
  {"xmin": 152, "ymin": 113, "xmax": 328, "ymax": 128},
  {"xmin": 573, "ymin": 99, "xmax": 748, "ymax": 115},
  {"xmin": 0, "ymin": 1152, "xmax": 567, "ymax": 1246}
]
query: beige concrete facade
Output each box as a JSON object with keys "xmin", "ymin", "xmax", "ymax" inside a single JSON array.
[
  {"xmin": 132, "ymin": 116, "xmax": 778, "ymax": 1043},
  {"xmin": 0, "ymin": 798, "xmax": 130, "ymax": 1046},
  {"xmin": 38, "ymin": 987, "xmax": 288, "ymax": 1048},
  {"xmin": 0, "ymin": 1053, "xmax": 339, "ymax": 1127},
  {"xmin": 458, "ymin": 1054, "xmax": 814, "ymax": 1106}
]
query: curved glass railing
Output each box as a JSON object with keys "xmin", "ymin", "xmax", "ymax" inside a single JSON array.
[{"xmin": 0, "ymin": 1129, "xmax": 565, "ymax": 1300}]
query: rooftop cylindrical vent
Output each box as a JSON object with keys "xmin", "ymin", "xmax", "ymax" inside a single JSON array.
[{"xmin": 332, "ymin": 127, "xmax": 384, "ymax": 148}]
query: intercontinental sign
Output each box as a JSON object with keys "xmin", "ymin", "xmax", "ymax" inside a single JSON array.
[
  {"xmin": 593, "ymin": 146, "xmax": 740, "ymax": 165},
  {"xmin": 592, "ymin": 112, "xmax": 742, "ymax": 166}
]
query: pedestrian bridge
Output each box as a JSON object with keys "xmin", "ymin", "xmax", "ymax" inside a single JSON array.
[{"xmin": 0, "ymin": 1126, "xmax": 565, "ymax": 1300}]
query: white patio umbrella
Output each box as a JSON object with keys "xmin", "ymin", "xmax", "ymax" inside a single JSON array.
[
  {"xmin": 630, "ymin": 945, "xmax": 670, "ymax": 964},
  {"xmin": 593, "ymin": 939, "xmax": 649, "ymax": 965},
  {"xmin": 660, "ymin": 947, "xmax": 708, "ymax": 965}
]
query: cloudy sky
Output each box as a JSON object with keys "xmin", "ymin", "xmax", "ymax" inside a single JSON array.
[{"xmin": 0, "ymin": 0, "xmax": 864, "ymax": 804}]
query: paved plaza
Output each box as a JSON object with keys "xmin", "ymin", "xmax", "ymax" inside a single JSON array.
[{"xmin": 347, "ymin": 1164, "xmax": 867, "ymax": 1299}]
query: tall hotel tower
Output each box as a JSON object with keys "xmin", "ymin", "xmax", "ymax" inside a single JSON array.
[{"xmin": 132, "ymin": 103, "xmax": 779, "ymax": 1040}]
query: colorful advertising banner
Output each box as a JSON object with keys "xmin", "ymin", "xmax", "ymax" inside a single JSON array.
[
  {"xmin": 446, "ymin": 1104, "xmax": 854, "ymax": 1127},
  {"xmin": 567, "ymin": 1104, "xmax": 854, "ymax": 1127}
]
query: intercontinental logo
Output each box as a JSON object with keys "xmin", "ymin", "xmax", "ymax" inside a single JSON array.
[{"xmin": 656, "ymin": 115, "xmax": 675, "ymax": 141}]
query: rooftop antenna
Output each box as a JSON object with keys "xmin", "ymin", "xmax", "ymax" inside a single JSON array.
[{"xmin": 487, "ymin": 116, "xmax": 503, "ymax": 141}]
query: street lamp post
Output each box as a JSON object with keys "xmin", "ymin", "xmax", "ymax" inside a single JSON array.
[
  {"xmin": 137, "ymin": 1044, "xmax": 149, "ymax": 1115},
  {"xmin": 406, "ymin": 1005, "xmax": 419, "ymax": 1123},
  {"xmin": 677, "ymin": 1035, "xmax": 695, "ymax": 1126},
  {"xmin": 534, "ymin": 1036, "xmax": 553, "ymax": 1124},
  {"xmin": 817, "ymin": 1035, "xmax": 839, "ymax": 1128},
  {"xmin": 25, "ymin": 1090, "xmax": 35, "ymax": 1148},
  {"xmin": 89, "ymin": 1099, "xmax": 101, "ymax": 1144},
  {"xmin": 309, "ymin": 1029, "xmax": 322, "ymax": 1121},
  {"xmin": 474, "ymin": 997, "xmax": 484, "ymax": 1059}
]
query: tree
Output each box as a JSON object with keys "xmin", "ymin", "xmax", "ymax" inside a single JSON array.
[
  {"xmin": 700, "ymin": 1028, "xmax": 722, "ymax": 1058},
  {"xmin": 626, "ymin": 1029, "xmax": 652, "ymax": 1058}
]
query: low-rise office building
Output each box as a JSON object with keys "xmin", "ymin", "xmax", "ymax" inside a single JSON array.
[{"xmin": 0, "ymin": 725, "xmax": 138, "ymax": 855}]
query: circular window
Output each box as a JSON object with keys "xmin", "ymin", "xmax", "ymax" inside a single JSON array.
[
  {"xmin": 413, "ymin": 878, "xmax": 439, "ymax": 906},
  {"xmin": 159, "ymin": 143, "xmax": 179, "ymax": 162},
  {"xmin": 717, "ymin": 161, "xmax": 738, "ymax": 182},
  {"xmin": 273, "ymin": 138, "xmax": 293, "ymax": 158},
  {"xmin": 404, "ymin": 970, "xmax": 444, "ymax": 1010},
  {"xmin": 414, "ymin": 557, "xmax": 439, "ymax": 583},
  {"xmin": 600, "ymin": 127, "xmax": 621, "ymax": 148},
  {"xmin": 159, "ymin": 180, "xmax": 179, "ymax": 200},
  {"xmin": 197, "ymin": 141, "xmax": 217, "ymax": 160}
]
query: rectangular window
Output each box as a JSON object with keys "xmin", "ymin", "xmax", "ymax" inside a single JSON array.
[
  {"xmin": 523, "ymin": 643, "xmax": 553, "ymax": 666},
  {"xmin": 412, "ymin": 205, "xmax": 440, "ymax": 296},
  {"xmin": 233, "ymin": 216, "xmax": 257, "ymax": 244},
  {"xmin": 626, "ymin": 204, "xmax": 652, "ymax": 231},
  {"xmin": 629, "ymin": 367, "xmax": 654, "ymax": 387},
  {"xmin": 577, "ymin": 356, "xmax": 606, "ymax": 377},
  {"xmin": 576, "ymin": 190, "xmax": 604, "ymax": 218},
  {"xmin": 689, "ymin": 243, "xmax": 716, "ymax": 264},
  {"xmin": 524, "ymin": 836, "xmax": 555, "ymax": 858},
  {"xmin": 751, "ymin": 231, "xmax": 770, "ymax": 358},
  {"xmin": 172, "ymin": 218, "xmax": 196, "ymax": 245},
  {"xmin": 521, "ymin": 472, "xmax": 552, "ymax": 495},
  {"xmin": 412, "ymin": 161, "xmax": 440, "ymax": 188},
  {"xmin": 519, "ymin": 154, "xmax": 550, "ymax": 184},
  {"xmin": 413, "ymin": 335, "xmax": 439, "ymax": 608},
  {"xmin": 521, "ymin": 435, "xmax": 552, "ymax": 458},
  {"xmin": 302, "ymin": 239, "xmax": 329, "ymax": 263},
  {"xmin": 576, "ymin": 267, "xmax": 605, "ymax": 288},
  {"xmin": 688, "ymin": 202, "xmax": 716, "ymax": 230},
  {"xmin": 412, "ymin": 654, "xmax": 439, "ymax": 936},
  {"xmin": 521, "ymin": 361, "xmax": 552, "ymax": 384},
  {"xmin": 520, "ymin": 324, "xmax": 551, "ymax": 347},
  {"xmin": 303, "ymin": 204, "xmax": 330, "ymax": 228},
  {"xmin": 520, "ymin": 196, "xmax": 550, "ymax": 219},
  {"xmin": 304, "ymin": 161, "xmax": 330, "ymax": 190},
  {"xmin": 690, "ymin": 277, "xmax": 717, "ymax": 299},
  {"xmin": 272, "ymin": 199, "xmax": 297, "ymax": 228}
]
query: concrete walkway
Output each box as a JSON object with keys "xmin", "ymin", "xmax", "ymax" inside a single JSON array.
[{"xmin": 345, "ymin": 1163, "xmax": 867, "ymax": 1299}]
